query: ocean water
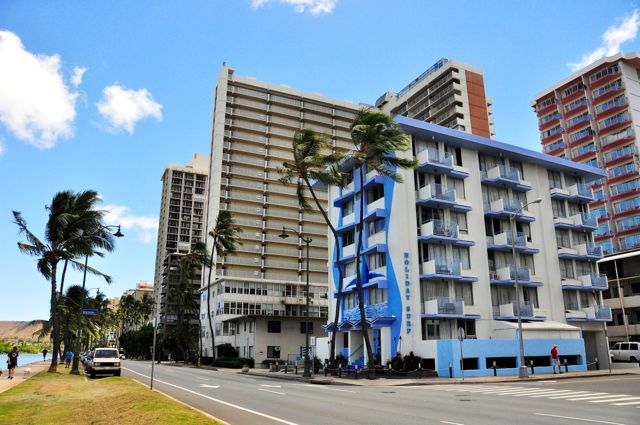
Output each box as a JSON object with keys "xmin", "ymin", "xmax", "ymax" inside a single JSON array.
[{"xmin": 0, "ymin": 353, "xmax": 45, "ymax": 369}]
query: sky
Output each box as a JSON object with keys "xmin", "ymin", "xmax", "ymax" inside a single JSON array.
[{"xmin": 1, "ymin": 0, "xmax": 639, "ymax": 321}]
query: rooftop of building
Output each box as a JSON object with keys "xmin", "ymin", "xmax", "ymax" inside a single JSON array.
[
  {"xmin": 161, "ymin": 153, "xmax": 209, "ymax": 180},
  {"xmin": 396, "ymin": 116, "xmax": 606, "ymax": 179},
  {"xmin": 531, "ymin": 52, "xmax": 640, "ymax": 103}
]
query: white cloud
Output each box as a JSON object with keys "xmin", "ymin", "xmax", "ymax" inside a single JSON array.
[
  {"xmin": 103, "ymin": 204, "xmax": 159, "ymax": 244},
  {"xmin": 71, "ymin": 66, "xmax": 88, "ymax": 87},
  {"xmin": 250, "ymin": 0, "xmax": 337, "ymax": 15},
  {"xmin": 0, "ymin": 30, "xmax": 79, "ymax": 149},
  {"xmin": 568, "ymin": 9, "xmax": 640, "ymax": 72},
  {"xmin": 0, "ymin": 137, "xmax": 6, "ymax": 158},
  {"xmin": 96, "ymin": 84, "xmax": 162, "ymax": 134}
]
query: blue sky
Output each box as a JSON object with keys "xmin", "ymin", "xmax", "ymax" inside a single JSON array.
[{"xmin": 1, "ymin": 0, "xmax": 639, "ymax": 321}]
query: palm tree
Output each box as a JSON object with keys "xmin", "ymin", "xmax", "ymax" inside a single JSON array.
[
  {"xmin": 204, "ymin": 211, "xmax": 241, "ymax": 361},
  {"xmin": 279, "ymin": 129, "xmax": 345, "ymax": 367},
  {"xmin": 140, "ymin": 293, "xmax": 155, "ymax": 324},
  {"xmin": 168, "ymin": 262, "xmax": 200, "ymax": 363},
  {"xmin": 13, "ymin": 190, "xmax": 114, "ymax": 372},
  {"xmin": 350, "ymin": 109, "xmax": 416, "ymax": 373},
  {"xmin": 179, "ymin": 241, "xmax": 210, "ymax": 364}
]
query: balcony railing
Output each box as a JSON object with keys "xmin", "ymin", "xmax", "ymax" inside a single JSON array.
[
  {"xmin": 601, "ymin": 127, "xmax": 634, "ymax": 147},
  {"xmin": 421, "ymin": 184, "xmax": 456, "ymax": 202},
  {"xmin": 595, "ymin": 305, "xmax": 612, "ymax": 321},
  {"xmin": 598, "ymin": 112, "xmax": 631, "ymax": 131},
  {"xmin": 419, "ymin": 147, "xmax": 453, "ymax": 167},
  {"xmin": 430, "ymin": 219, "xmax": 459, "ymax": 238},
  {"xmin": 428, "ymin": 297, "xmax": 464, "ymax": 315},
  {"xmin": 425, "ymin": 259, "xmax": 461, "ymax": 276}
]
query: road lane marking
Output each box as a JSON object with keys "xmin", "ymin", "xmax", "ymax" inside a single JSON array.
[
  {"xmin": 197, "ymin": 377, "xmax": 209, "ymax": 381},
  {"xmin": 567, "ymin": 394, "xmax": 629, "ymax": 401},
  {"xmin": 260, "ymin": 384, "xmax": 282, "ymax": 388},
  {"xmin": 200, "ymin": 384, "xmax": 220, "ymax": 389},
  {"xmin": 530, "ymin": 390, "xmax": 578, "ymax": 398},
  {"xmin": 511, "ymin": 390, "xmax": 564, "ymax": 397},
  {"xmin": 547, "ymin": 391, "xmax": 591, "ymax": 399},
  {"xmin": 123, "ymin": 367, "xmax": 298, "ymax": 425},
  {"xmin": 612, "ymin": 400, "xmax": 640, "ymax": 406},
  {"xmin": 590, "ymin": 396, "xmax": 640, "ymax": 403},
  {"xmin": 538, "ymin": 376, "xmax": 640, "ymax": 385},
  {"xmin": 441, "ymin": 421, "xmax": 466, "ymax": 425},
  {"xmin": 533, "ymin": 413, "xmax": 626, "ymax": 425},
  {"xmin": 565, "ymin": 392, "xmax": 608, "ymax": 400},
  {"xmin": 258, "ymin": 388, "xmax": 286, "ymax": 395}
]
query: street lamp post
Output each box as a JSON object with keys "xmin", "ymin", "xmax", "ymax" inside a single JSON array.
[
  {"xmin": 70, "ymin": 225, "xmax": 124, "ymax": 375},
  {"xmin": 279, "ymin": 226, "xmax": 313, "ymax": 378},
  {"xmin": 508, "ymin": 199, "xmax": 541, "ymax": 380},
  {"xmin": 151, "ymin": 297, "xmax": 159, "ymax": 390}
]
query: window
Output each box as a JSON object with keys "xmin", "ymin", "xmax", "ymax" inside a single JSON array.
[
  {"xmin": 343, "ymin": 230, "xmax": 355, "ymax": 247},
  {"xmin": 267, "ymin": 346, "xmax": 281, "ymax": 358},
  {"xmin": 556, "ymin": 229, "xmax": 571, "ymax": 248},
  {"xmin": 300, "ymin": 321, "xmax": 313, "ymax": 334},
  {"xmin": 368, "ymin": 185, "xmax": 384, "ymax": 203},
  {"xmin": 368, "ymin": 218, "xmax": 385, "ymax": 235},
  {"xmin": 367, "ymin": 252, "xmax": 386, "ymax": 270},
  {"xmin": 368, "ymin": 287, "xmax": 387, "ymax": 304},
  {"xmin": 267, "ymin": 321, "xmax": 281, "ymax": 333},
  {"xmin": 523, "ymin": 287, "xmax": 539, "ymax": 308},
  {"xmin": 452, "ymin": 246, "xmax": 470, "ymax": 269},
  {"xmin": 422, "ymin": 319, "xmax": 441, "ymax": 340},
  {"xmin": 451, "ymin": 212, "xmax": 468, "ymax": 233},
  {"xmin": 451, "ymin": 178, "xmax": 465, "ymax": 199},
  {"xmin": 343, "ymin": 199, "xmax": 354, "ymax": 216},
  {"xmin": 552, "ymin": 199, "xmax": 567, "ymax": 218},
  {"xmin": 455, "ymin": 282, "xmax": 473, "ymax": 305},
  {"xmin": 344, "ymin": 261, "xmax": 356, "ymax": 277},
  {"xmin": 548, "ymin": 171, "xmax": 562, "ymax": 189},
  {"xmin": 559, "ymin": 259, "xmax": 574, "ymax": 279},
  {"xmin": 343, "ymin": 292, "xmax": 357, "ymax": 309}
]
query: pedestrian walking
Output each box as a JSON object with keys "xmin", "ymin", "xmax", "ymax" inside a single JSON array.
[
  {"xmin": 42, "ymin": 348, "xmax": 48, "ymax": 360},
  {"xmin": 551, "ymin": 344, "xmax": 561, "ymax": 374},
  {"xmin": 65, "ymin": 350, "xmax": 73, "ymax": 368},
  {"xmin": 7, "ymin": 346, "xmax": 18, "ymax": 379}
]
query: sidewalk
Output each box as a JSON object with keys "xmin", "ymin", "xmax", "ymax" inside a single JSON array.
[
  {"xmin": 0, "ymin": 360, "xmax": 49, "ymax": 394},
  {"xmin": 227, "ymin": 367, "xmax": 640, "ymax": 386}
]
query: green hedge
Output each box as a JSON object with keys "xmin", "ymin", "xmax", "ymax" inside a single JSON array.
[{"xmin": 214, "ymin": 357, "xmax": 255, "ymax": 368}]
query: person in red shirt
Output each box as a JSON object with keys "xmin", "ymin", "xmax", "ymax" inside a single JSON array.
[{"xmin": 551, "ymin": 344, "xmax": 560, "ymax": 374}]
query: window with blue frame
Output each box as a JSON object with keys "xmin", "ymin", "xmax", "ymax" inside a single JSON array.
[
  {"xmin": 620, "ymin": 234, "xmax": 640, "ymax": 250},
  {"xmin": 617, "ymin": 215, "xmax": 640, "ymax": 232},
  {"xmin": 342, "ymin": 199, "xmax": 354, "ymax": 216},
  {"xmin": 593, "ymin": 189, "xmax": 605, "ymax": 201},
  {"xmin": 614, "ymin": 197, "xmax": 640, "ymax": 214},
  {"xmin": 367, "ymin": 218, "xmax": 385, "ymax": 235},
  {"xmin": 591, "ymin": 206, "xmax": 608, "ymax": 219},
  {"xmin": 611, "ymin": 179, "xmax": 640, "ymax": 196},
  {"xmin": 595, "ymin": 223, "xmax": 610, "ymax": 237}
]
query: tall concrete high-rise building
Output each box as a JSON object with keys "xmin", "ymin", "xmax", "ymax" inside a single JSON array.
[
  {"xmin": 154, "ymin": 154, "xmax": 209, "ymax": 329},
  {"xmin": 532, "ymin": 53, "xmax": 640, "ymax": 256},
  {"xmin": 202, "ymin": 59, "xmax": 495, "ymax": 363},
  {"xmin": 375, "ymin": 58, "xmax": 495, "ymax": 138}
]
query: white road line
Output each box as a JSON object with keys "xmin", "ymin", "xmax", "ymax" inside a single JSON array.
[
  {"xmin": 197, "ymin": 377, "xmax": 209, "ymax": 381},
  {"xmin": 530, "ymin": 390, "xmax": 578, "ymax": 398},
  {"xmin": 568, "ymin": 394, "xmax": 626, "ymax": 401},
  {"xmin": 200, "ymin": 384, "xmax": 220, "ymax": 389},
  {"xmin": 123, "ymin": 367, "xmax": 298, "ymax": 425},
  {"xmin": 612, "ymin": 400, "xmax": 640, "ymax": 406},
  {"xmin": 441, "ymin": 421, "xmax": 466, "ymax": 425},
  {"xmin": 296, "ymin": 384, "xmax": 356, "ymax": 393},
  {"xmin": 565, "ymin": 392, "xmax": 608, "ymax": 400},
  {"xmin": 590, "ymin": 396, "xmax": 640, "ymax": 404},
  {"xmin": 548, "ymin": 391, "xmax": 591, "ymax": 399},
  {"xmin": 258, "ymin": 388, "xmax": 286, "ymax": 395},
  {"xmin": 260, "ymin": 384, "xmax": 282, "ymax": 388},
  {"xmin": 511, "ymin": 390, "xmax": 568, "ymax": 397},
  {"xmin": 533, "ymin": 413, "xmax": 626, "ymax": 425}
]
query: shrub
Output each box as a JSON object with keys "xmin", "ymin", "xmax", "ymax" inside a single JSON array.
[
  {"xmin": 216, "ymin": 344, "xmax": 238, "ymax": 358},
  {"xmin": 214, "ymin": 357, "xmax": 254, "ymax": 368}
]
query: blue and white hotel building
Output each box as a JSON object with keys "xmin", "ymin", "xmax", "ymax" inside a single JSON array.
[{"xmin": 325, "ymin": 116, "xmax": 611, "ymax": 377}]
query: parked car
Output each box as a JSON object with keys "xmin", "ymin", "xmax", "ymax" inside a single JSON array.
[
  {"xmin": 87, "ymin": 347, "xmax": 121, "ymax": 378},
  {"xmin": 610, "ymin": 342, "xmax": 640, "ymax": 363}
]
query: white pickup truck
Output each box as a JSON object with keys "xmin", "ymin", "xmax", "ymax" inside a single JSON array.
[
  {"xmin": 610, "ymin": 342, "xmax": 640, "ymax": 363},
  {"xmin": 88, "ymin": 347, "xmax": 121, "ymax": 378}
]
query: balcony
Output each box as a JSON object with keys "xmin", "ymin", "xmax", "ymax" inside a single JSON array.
[
  {"xmin": 600, "ymin": 128, "xmax": 634, "ymax": 151},
  {"xmin": 594, "ymin": 97, "xmax": 628, "ymax": 119},
  {"xmin": 341, "ymin": 303, "xmax": 395, "ymax": 328},
  {"xmin": 544, "ymin": 143, "xmax": 567, "ymax": 156},
  {"xmin": 589, "ymin": 68, "xmax": 622, "ymax": 89},
  {"xmin": 541, "ymin": 129, "xmax": 563, "ymax": 144},
  {"xmin": 416, "ymin": 148, "xmax": 469, "ymax": 178},
  {"xmin": 557, "ymin": 243, "xmax": 603, "ymax": 261},
  {"xmin": 553, "ymin": 212, "xmax": 597, "ymax": 231},
  {"xmin": 418, "ymin": 220, "xmax": 474, "ymax": 247},
  {"xmin": 567, "ymin": 130, "xmax": 595, "ymax": 147},
  {"xmin": 608, "ymin": 163, "xmax": 639, "ymax": 184},
  {"xmin": 486, "ymin": 231, "xmax": 539, "ymax": 254},
  {"xmin": 598, "ymin": 113, "xmax": 632, "ymax": 135},
  {"xmin": 490, "ymin": 266, "xmax": 542, "ymax": 287},
  {"xmin": 566, "ymin": 305, "xmax": 612, "ymax": 322},
  {"xmin": 484, "ymin": 198, "xmax": 535, "ymax": 222},
  {"xmin": 613, "ymin": 199, "xmax": 640, "ymax": 218},
  {"xmin": 565, "ymin": 114, "xmax": 591, "ymax": 133},
  {"xmin": 481, "ymin": 165, "xmax": 532, "ymax": 191},
  {"xmin": 495, "ymin": 301, "xmax": 543, "ymax": 321},
  {"xmin": 416, "ymin": 184, "xmax": 471, "ymax": 212},
  {"xmin": 419, "ymin": 259, "xmax": 477, "ymax": 282},
  {"xmin": 551, "ymin": 184, "xmax": 594, "ymax": 204},
  {"xmin": 422, "ymin": 297, "xmax": 480, "ymax": 319},
  {"xmin": 561, "ymin": 273, "xmax": 608, "ymax": 291},
  {"xmin": 592, "ymin": 82, "xmax": 624, "ymax": 102}
]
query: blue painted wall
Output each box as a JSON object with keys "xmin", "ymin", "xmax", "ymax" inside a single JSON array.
[{"xmin": 436, "ymin": 338, "xmax": 587, "ymax": 377}]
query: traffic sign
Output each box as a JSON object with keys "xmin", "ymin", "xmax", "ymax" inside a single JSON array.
[{"xmin": 82, "ymin": 309, "xmax": 98, "ymax": 315}]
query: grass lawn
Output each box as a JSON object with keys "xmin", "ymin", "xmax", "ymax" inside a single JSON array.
[{"xmin": 0, "ymin": 369, "xmax": 220, "ymax": 425}]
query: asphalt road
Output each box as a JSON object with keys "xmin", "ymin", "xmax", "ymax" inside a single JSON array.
[{"xmin": 123, "ymin": 361, "xmax": 640, "ymax": 425}]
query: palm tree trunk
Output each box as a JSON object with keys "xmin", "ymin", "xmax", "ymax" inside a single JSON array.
[
  {"xmin": 49, "ymin": 262, "xmax": 60, "ymax": 373},
  {"xmin": 206, "ymin": 240, "xmax": 216, "ymax": 362},
  {"xmin": 303, "ymin": 176, "xmax": 344, "ymax": 368},
  {"xmin": 355, "ymin": 165, "xmax": 375, "ymax": 373},
  {"xmin": 58, "ymin": 259, "xmax": 69, "ymax": 298}
]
